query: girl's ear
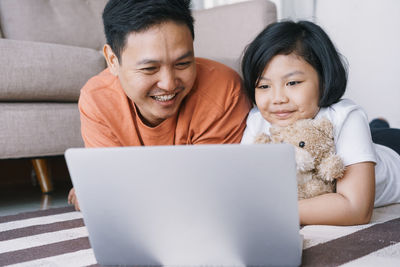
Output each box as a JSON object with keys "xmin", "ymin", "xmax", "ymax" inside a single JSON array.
[{"xmin": 103, "ymin": 44, "xmax": 120, "ymax": 76}]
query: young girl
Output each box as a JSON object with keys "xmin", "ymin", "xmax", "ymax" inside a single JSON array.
[{"xmin": 240, "ymin": 20, "xmax": 400, "ymax": 226}]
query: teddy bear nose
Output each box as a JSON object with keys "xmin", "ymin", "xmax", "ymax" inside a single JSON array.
[{"xmin": 299, "ymin": 141, "xmax": 305, "ymax": 148}]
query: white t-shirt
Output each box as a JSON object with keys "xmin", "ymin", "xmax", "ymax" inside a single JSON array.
[{"xmin": 241, "ymin": 99, "xmax": 400, "ymax": 207}]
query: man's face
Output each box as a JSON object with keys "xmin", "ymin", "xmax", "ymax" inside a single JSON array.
[{"xmin": 107, "ymin": 21, "xmax": 196, "ymax": 127}]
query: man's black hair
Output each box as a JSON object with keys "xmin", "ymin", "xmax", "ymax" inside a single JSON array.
[
  {"xmin": 241, "ymin": 20, "xmax": 348, "ymax": 107},
  {"xmin": 103, "ymin": 0, "xmax": 194, "ymax": 62}
]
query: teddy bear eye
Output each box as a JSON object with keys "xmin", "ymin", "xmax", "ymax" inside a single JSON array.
[{"xmin": 299, "ymin": 141, "xmax": 305, "ymax": 148}]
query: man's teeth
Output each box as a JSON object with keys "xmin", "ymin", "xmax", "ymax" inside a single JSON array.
[{"xmin": 153, "ymin": 94, "xmax": 176, "ymax": 101}]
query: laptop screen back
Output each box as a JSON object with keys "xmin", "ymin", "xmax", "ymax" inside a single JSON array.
[{"xmin": 65, "ymin": 144, "xmax": 301, "ymax": 266}]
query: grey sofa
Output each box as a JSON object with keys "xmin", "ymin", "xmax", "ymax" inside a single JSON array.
[{"xmin": 0, "ymin": 0, "xmax": 276, "ymax": 193}]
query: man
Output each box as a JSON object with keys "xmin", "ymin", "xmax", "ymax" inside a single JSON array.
[{"xmin": 68, "ymin": 0, "xmax": 252, "ymax": 210}]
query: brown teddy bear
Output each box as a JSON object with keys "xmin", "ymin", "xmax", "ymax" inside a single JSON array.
[{"xmin": 254, "ymin": 117, "xmax": 345, "ymax": 200}]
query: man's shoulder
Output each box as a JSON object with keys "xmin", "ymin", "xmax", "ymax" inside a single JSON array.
[
  {"xmin": 81, "ymin": 68, "xmax": 120, "ymax": 97},
  {"xmin": 79, "ymin": 68, "xmax": 127, "ymax": 115},
  {"xmin": 190, "ymin": 58, "xmax": 244, "ymax": 110},
  {"xmin": 195, "ymin": 57, "xmax": 240, "ymax": 82}
]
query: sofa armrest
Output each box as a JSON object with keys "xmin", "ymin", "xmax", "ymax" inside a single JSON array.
[{"xmin": 0, "ymin": 38, "xmax": 106, "ymax": 102}]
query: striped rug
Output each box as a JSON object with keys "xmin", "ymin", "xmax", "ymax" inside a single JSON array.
[{"xmin": 1, "ymin": 204, "xmax": 400, "ymax": 266}]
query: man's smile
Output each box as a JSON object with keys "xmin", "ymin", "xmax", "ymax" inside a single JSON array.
[{"xmin": 151, "ymin": 93, "xmax": 177, "ymax": 102}]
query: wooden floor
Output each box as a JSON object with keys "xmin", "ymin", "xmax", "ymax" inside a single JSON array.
[{"xmin": 0, "ymin": 156, "xmax": 73, "ymax": 216}]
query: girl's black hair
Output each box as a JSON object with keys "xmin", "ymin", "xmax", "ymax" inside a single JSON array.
[{"xmin": 241, "ymin": 20, "xmax": 347, "ymax": 107}]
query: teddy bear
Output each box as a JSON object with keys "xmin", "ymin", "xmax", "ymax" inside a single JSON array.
[{"xmin": 254, "ymin": 117, "xmax": 345, "ymax": 200}]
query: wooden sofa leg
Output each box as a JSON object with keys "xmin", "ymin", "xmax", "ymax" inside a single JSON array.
[{"xmin": 32, "ymin": 158, "xmax": 53, "ymax": 194}]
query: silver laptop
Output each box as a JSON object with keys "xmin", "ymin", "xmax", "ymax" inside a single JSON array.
[{"xmin": 65, "ymin": 144, "xmax": 302, "ymax": 266}]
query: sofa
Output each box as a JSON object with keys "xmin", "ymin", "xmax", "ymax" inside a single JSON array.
[{"xmin": 0, "ymin": 0, "xmax": 276, "ymax": 193}]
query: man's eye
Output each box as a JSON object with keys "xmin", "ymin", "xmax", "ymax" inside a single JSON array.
[
  {"xmin": 176, "ymin": 61, "xmax": 191, "ymax": 69},
  {"xmin": 142, "ymin": 67, "xmax": 157, "ymax": 71},
  {"xmin": 139, "ymin": 67, "xmax": 158, "ymax": 73}
]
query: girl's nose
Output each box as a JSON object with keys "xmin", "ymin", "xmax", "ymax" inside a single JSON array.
[{"xmin": 272, "ymin": 87, "xmax": 288, "ymax": 104}]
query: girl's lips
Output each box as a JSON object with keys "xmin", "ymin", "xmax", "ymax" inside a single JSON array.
[{"xmin": 272, "ymin": 110, "xmax": 295, "ymax": 118}]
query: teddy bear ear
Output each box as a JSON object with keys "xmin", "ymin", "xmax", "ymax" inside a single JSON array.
[{"xmin": 314, "ymin": 117, "xmax": 334, "ymax": 139}]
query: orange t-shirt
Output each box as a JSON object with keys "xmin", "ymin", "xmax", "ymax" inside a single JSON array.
[{"xmin": 78, "ymin": 58, "xmax": 252, "ymax": 147}]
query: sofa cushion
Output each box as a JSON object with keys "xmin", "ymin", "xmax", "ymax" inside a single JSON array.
[
  {"xmin": 193, "ymin": 0, "xmax": 276, "ymax": 64},
  {"xmin": 0, "ymin": 39, "xmax": 106, "ymax": 101},
  {"xmin": 0, "ymin": 103, "xmax": 84, "ymax": 159},
  {"xmin": 0, "ymin": 0, "xmax": 107, "ymax": 50}
]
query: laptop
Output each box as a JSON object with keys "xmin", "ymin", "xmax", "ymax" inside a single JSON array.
[{"xmin": 65, "ymin": 144, "xmax": 302, "ymax": 266}]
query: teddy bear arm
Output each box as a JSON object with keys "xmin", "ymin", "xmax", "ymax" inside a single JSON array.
[
  {"xmin": 254, "ymin": 133, "xmax": 272, "ymax": 144},
  {"xmin": 295, "ymin": 148, "xmax": 315, "ymax": 172},
  {"xmin": 317, "ymin": 155, "xmax": 345, "ymax": 182}
]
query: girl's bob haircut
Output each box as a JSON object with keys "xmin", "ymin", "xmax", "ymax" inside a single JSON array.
[{"xmin": 241, "ymin": 20, "xmax": 348, "ymax": 107}]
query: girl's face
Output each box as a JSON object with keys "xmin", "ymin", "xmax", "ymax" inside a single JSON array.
[{"xmin": 255, "ymin": 53, "xmax": 320, "ymax": 127}]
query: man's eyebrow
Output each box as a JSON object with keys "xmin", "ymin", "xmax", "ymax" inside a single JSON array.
[
  {"xmin": 176, "ymin": 51, "xmax": 194, "ymax": 61},
  {"xmin": 136, "ymin": 59, "xmax": 159, "ymax": 65},
  {"xmin": 136, "ymin": 51, "xmax": 194, "ymax": 66}
]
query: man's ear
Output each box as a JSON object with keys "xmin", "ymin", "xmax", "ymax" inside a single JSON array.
[{"xmin": 103, "ymin": 44, "xmax": 119, "ymax": 76}]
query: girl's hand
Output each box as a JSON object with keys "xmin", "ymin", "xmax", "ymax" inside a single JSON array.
[{"xmin": 68, "ymin": 188, "xmax": 81, "ymax": 211}]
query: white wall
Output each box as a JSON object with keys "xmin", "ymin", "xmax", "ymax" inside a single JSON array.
[
  {"xmin": 192, "ymin": 0, "xmax": 249, "ymax": 9},
  {"xmin": 192, "ymin": 0, "xmax": 315, "ymax": 20},
  {"xmin": 279, "ymin": 0, "xmax": 315, "ymax": 20},
  {"xmin": 192, "ymin": 0, "xmax": 282, "ymax": 14},
  {"xmin": 315, "ymin": 0, "xmax": 400, "ymax": 127}
]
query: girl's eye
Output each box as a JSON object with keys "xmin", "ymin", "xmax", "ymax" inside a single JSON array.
[
  {"xmin": 257, "ymin": 85, "xmax": 270, "ymax": 89},
  {"xmin": 287, "ymin": 81, "xmax": 301, "ymax": 86}
]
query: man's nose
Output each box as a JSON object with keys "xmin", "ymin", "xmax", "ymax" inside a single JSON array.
[{"xmin": 157, "ymin": 69, "xmax": 176, "ymax": 91}]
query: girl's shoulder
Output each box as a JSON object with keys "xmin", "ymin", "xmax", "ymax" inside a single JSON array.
[
  {"xmin": 246, "ymin": 106, "xmax": 271, "ymax": 128},
  {"xmin": 318, "ymin": 98, "xmax": 370, "ymax": 141},
  {"xmin": 318, "ymin": 98, "xmax": 368, "ymax": 125},
  {"xmin": 322, "ymin": 98, "xmax": 361, "ymax": 114},
  {"xmin": 241, "ymin": 106, "xmax": 271, "ymax": 144}
]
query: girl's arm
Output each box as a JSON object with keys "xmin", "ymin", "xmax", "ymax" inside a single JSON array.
[{"xmin": 299, "ymin": 161, "xmax": 375, "ymax": 225}]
